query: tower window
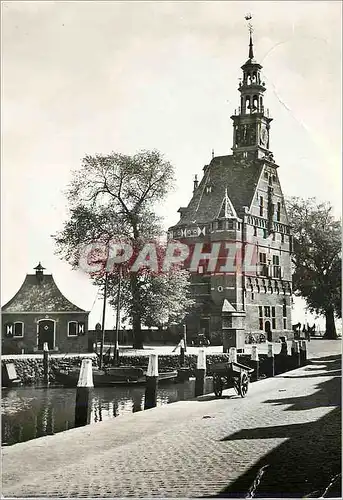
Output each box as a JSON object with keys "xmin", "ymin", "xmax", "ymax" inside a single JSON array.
[
  {"xmin": 272, "ymin": 306, "xmax": 276, "ymax": 329},
  {"xmin": 272, "ymin": 255, "xmax": 281, "ymax": 278},
  {"xmin": 254, "ymin": 226, "xmax": 257, "ymax": 236},
  {"xmin": 259, "ymin": 196, "xmax": 264, "ymax": 217},
  {"xmin": 283, "ymin": 299, "xmax": 287, "ymax": 329},
  {"xmin": 281, "ymin": 233, "xmax": 285, "ymax": 243},
  {"xmin": 245, "ymin": 96, "xmax": 250, "ymax": 113},
  {"xmin": 277, "ymin": 202, "xmax": 281, "ymax": 222}
]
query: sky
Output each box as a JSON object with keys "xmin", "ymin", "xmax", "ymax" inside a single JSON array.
[{"xmin": 2, "ymin": 1, "xmax": 341, "ymax": 329}]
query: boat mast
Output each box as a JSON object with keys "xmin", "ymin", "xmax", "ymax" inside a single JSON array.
[
  {"xmin": 99, "ymin": 271, "xmax": 108, "ymax": 370},
  {"xmin": 113, "ymin": 265, "xmax": 122, "ymax": 366}
]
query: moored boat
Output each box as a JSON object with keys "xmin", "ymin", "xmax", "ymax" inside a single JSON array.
[{"xmin": 53, "ymin": 366, "xmax": 178, "ymax": 388}]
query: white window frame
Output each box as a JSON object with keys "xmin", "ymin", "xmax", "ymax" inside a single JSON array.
[
  {"xmin": 68, "ymin": 321, "xmax": 78, "ymax": 337},
  {"xmin": 13, "ymin": 321, "xmax": 24, "ymax": 338}
]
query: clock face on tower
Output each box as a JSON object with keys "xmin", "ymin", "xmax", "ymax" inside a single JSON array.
[
  {"xmin": 260, "ymin": 126, "xmax": 269, "ymax": 147},
  {"xmin": 236, "ymin": 124, "xmax": 257, "ymax": 147}
]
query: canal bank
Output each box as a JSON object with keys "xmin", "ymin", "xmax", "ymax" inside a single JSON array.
[{"xmin": 2, "ymin": 340, "xmax": 341, "ymax": 498}]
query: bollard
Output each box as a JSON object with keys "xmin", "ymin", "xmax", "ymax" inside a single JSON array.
[
  {"xmin": 251, "ymin": 346, "xmax": 259, "ymax": 382},
  {"xmin": 229, "ymin": 347, "xmax": 237, "ymax": 364},
  {"xmin": 75, "ymin": 359, "xmax": 94, "ymax": 427},
  {"xmin": 266, "ymin": 343, "xmax": 275, "ymax": 377},
  {"xmin": 195, "ymin": 348, "xmax": 206, "ymax": 397},
  {"xmin": 300, "ymin": 340, "xmax": 307, "ymax": 366},
  {"xmin": 292, "ymin": 340, "xmax": 301, "ymax": 368},
  {"xmin": 277, "ymin": 335, "xmax": 289, "ymax": 373},
  {"xmin": 144, "ymin": 354, "xmax": 158, "ymax": 410},
  {"xmin": 280, "ymin": 336, "xmax": 288, "ymax": 355},
  {"xmin": 43, "ymin": 342, "xmax": 50, "ymax": 386}
]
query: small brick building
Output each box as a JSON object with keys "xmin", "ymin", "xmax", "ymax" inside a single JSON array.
[
  {"xmin": 168, "ymin": 29, "xmax": 293, "ymax": 348},
  {"xmin": 2, "ymin": 263, "xmax": 90, "ymax": 354}
]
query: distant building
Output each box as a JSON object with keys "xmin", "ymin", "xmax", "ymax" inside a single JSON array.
[
  {"xmin": 2, "ymin": 263, "xmax": 89, "ymax": 354},
  {"xmin": 168, "ymin": 27, "xmax": 293, "ymax": 348}
]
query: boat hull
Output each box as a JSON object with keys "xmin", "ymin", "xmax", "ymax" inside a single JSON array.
[{"xmin": 53, "ymin": 367, "xmax": 178, "ymax": 388}]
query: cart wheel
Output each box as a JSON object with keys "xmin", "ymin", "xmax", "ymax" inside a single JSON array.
[
  {"xmin": 233, "ymin": 376, "xmax": 240, "ymax": 396},
  {"xmin": 213, "ymin": 375, "xmax": 223, "ymax": 397},
  {"xmin": 239, "ymin": 372, "xmax": 249, "ymax": 398}
]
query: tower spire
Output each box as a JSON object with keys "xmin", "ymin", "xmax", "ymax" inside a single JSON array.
[{"xmin": 245, "ymin": 13, "xmax": 254, "ymax": 60}]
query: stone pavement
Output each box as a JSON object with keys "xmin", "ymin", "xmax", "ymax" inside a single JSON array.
[{"xmin": 2, "ymin": 341, "xmax": 341, "ymax": 498}]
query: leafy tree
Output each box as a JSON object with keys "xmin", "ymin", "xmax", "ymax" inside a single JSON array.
[
  {"xmin": 102, "ymin": 266, "xmax": 195, "ymax": 330},
  {"xmin": 54, "ymin": 150, "xmax": 194, "ymax": 348},
  {"xmin": 286, "ymin": 197, "xmax": 341, "ymax": 339}
]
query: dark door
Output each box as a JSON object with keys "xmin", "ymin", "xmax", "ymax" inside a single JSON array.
[
  {"xmin": 38, "ymin": 320, "xmax": 54, "ymax": 350},
  {"xmin": 265, "ymin": 320, "xmax": 272, "ymax": 342}
]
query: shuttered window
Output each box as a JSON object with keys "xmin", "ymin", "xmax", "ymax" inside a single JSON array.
[
  {"xmin": 5, "ymin": 323, "xmax": 14, "ymax": 337},
  {"xmin": 78, "ymin": 322, "xmax": 85, "ymax": 336},
  {"xmin": 68, "ymin": 321, "xmax": 78, "ymax": 337},
  {"xmin": 14, "ymin": 322, "xmax": 24, "ymax": 337}
]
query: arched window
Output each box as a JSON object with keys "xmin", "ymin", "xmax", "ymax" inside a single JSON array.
[
  {"xmin": 252, "ymin": 95, "xmax": 258, "ymax": 113},
  {"xmin": 245, "ymin": 96, "xmax": 251, "ymax": 114}
]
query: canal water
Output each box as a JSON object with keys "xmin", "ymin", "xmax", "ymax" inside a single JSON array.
[{"xmin": 2, "ymin": 378, "xmax": 214, "ymax": 446}]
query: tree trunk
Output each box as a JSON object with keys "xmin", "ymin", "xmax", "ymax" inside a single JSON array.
[
  {"xmin": 132, "ymin": 313, "xmax": 144, "ymax": 349},
  {"xmin": 324, "ymin": 308, "xmax": 337, "ymax": 339}
]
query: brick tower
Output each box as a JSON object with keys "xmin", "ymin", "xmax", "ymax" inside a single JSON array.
[{"xmin": 168, "ymin": 20, "xmax": 293, "ymax": 349}]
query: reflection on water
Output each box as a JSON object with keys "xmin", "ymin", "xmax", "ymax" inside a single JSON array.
[{"xmin": 2, "ymin": 378, "xmax": 213, "ymax": 446}]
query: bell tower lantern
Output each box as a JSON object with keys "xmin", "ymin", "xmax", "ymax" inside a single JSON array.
[{"xmin": 231, "ymin": 14, "xmax": 273, "ymax": 159}]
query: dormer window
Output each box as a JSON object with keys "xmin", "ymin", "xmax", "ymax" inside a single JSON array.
[{"xmin": 205, "ymin": 185, "xmax": 212, "ymax": 194}]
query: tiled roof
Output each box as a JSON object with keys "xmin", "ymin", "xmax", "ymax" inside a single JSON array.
[
  {"xmin": 2, "ymin": 274, "xmax": 86, "ymax": 313},
  {"xmin": 171, "ymin": 154, "xmax": 262, "ymax": 227}
]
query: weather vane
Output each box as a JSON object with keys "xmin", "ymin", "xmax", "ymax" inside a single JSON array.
[{"xmin": 244, "ymin": 13, "xmax": 253, "ymax": 34}]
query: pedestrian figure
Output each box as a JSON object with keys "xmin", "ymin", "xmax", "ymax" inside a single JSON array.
[{"xmin": 172, "ymin": 333, "xmax": 185, "ymax": 353}]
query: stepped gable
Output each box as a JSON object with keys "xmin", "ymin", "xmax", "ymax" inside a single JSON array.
[
  {"xmin": 174, "ymin": 154, "xmax": 262, "ymax": 226},
  {"xmin": 2, "ymin": 273, "xmax": 86, "ymax": 313}
]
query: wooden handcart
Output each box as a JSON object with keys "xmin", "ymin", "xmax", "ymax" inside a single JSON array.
[{"xmin": 211, "ymin": 361, "xmax": 254, "ymax": 398}]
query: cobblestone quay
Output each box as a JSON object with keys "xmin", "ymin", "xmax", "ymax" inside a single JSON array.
[{"xmin": 2, "ymin": 340, "xmax": 341, "ymax": 498}]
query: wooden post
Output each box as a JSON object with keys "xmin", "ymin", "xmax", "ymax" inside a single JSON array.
[
  {"xmin": 195, "ymin": 348, "xmax": 206, "ymax": 397},
  {"xmin": 300, "ymin": 340, "xmax": 307, "ymax": 365},
  {"xmin": 229, "ymin": 347, "xmax": 237, "ymax": 364},
  {"xmin": 144, "ymin": 354, "xmax": 158, "ymax": 410},
  {"xmin": 267, "ymin": 343, "xmax": 275, "ymax": 377},
  {"xmin": 292, "ymin": 340, "xmax": 301, "ymax": 368},
  {"xmin": 251, "ymin": 346, "xmax": 259, "ymax": 382},
  {"xmin": 75, "ymin": 359, "xmax": 93, "ymax": 428},
  {"xmin": 43, "ymin": 342, "xmax": 49, "ymax": 386}
]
